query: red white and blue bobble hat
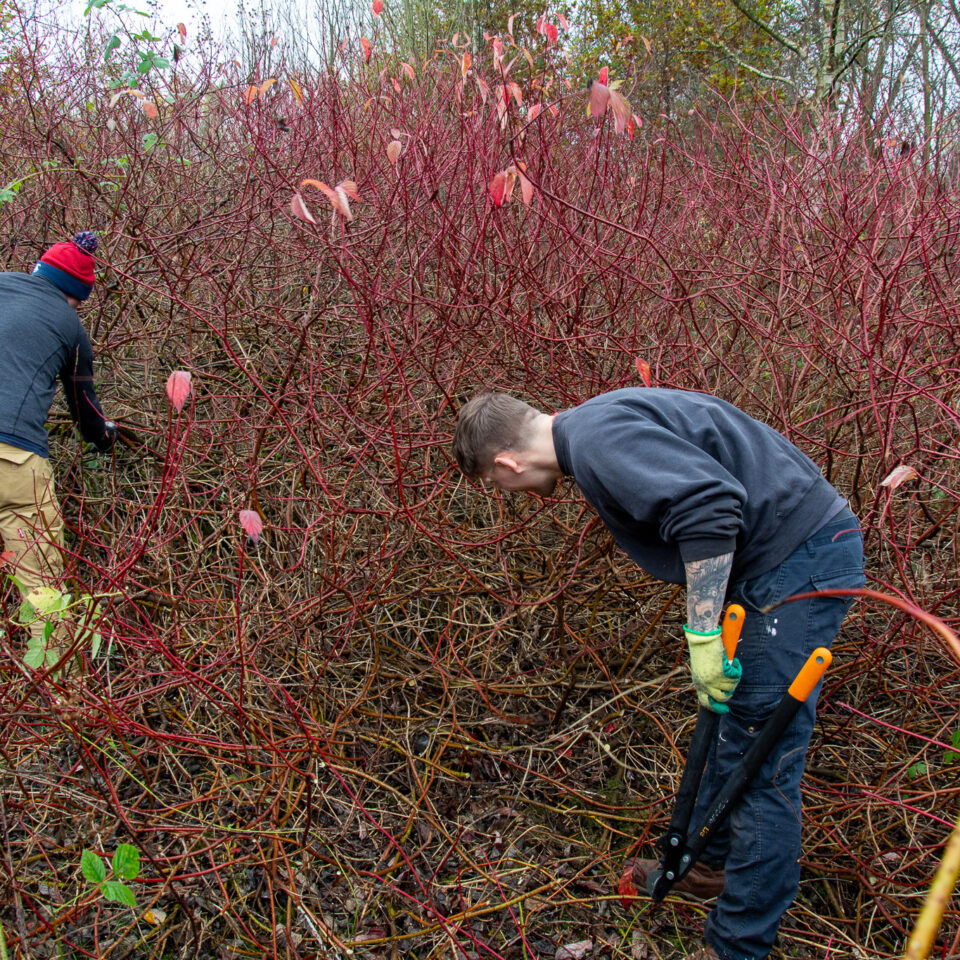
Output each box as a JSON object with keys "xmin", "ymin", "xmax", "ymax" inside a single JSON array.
[{"xmin": 33, "ymin": 231, "xmax": 99, "ymax": 301}]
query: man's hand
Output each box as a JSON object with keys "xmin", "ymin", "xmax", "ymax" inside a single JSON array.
[
  {"xmin": 98, "ymin": 421, "xmax": 117, "ymax": 452},
  {"xmin": 684, "ymin": 625, "xmax": 742, "ymax": 713}
]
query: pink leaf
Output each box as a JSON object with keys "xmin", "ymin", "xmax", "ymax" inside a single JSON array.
[
  {"xmin": 536, "ymin": 15, "xmax": 545, "ymax": 33},
  {"xmin": 386, "ymin": 139, "xmax": 402, "ymax": 163},
  {"xmin": 401, "ymin": 61, "xmax": 415, "ymax": 80},
  {"xmin": 528, "ymin": 102, "xmax": 542, "ymax": 121},
  {"xmin": 176, "ymin": 22, "xmax": 187, "ymax": 40},
  {"xmin": 338, "ymin": 180, "xmax": 360, "ymax": 201},
  {"xmin": 635, "ymin": 357, "xmax": 652, "ymax": 386},
  {"xmin": 518, "ymin": 169, "xmax": 533, "ymax": 205},
  {"xmin": 372, "ymin": 0, "xmax": 383, "ymax": 13},
  {"xmin": 589, "ymin": 80, "xmax": 610, "ymax": 117},
  {"xmin": 141, "ymin": 100, "xmax": 158, "ymax": 119},
  {"xmin": 597, "ymin": 66, "xmax": 608, "ymax": 85},
  {"xmin": 880, "ymin": 465, "xmax": 919, "ymax": 490},
  {"xmin": 558, "ymin": 13, "xmax": 568, "ymax": 29},
  {"xmin": 290, "ymin": 191, "xmax": 317, "ymax": 224},
  {"xmin": 361, "ymin": 36, "xmax": 372, "ymax": 62},
  {"xmin": 239, "ymin": 509, "xmax": 263, "ymax": 543},
  {"xmin": 609, "ymin": 87, "xmax": 631, "ymax": 133},
  {"xmin": 544, "ymin": 22, "xmax": 558, "ymax": 44},
  {"xmin": 0, "ymin": 550, "xmax": 16, "ymax": 565},
  {"xmin": 165, "ymin": 370, "xmax": 192, "ymax": 411},
  {"xmin": 489, "ymin": 172, "xmax": 507, "ymax": 206}
]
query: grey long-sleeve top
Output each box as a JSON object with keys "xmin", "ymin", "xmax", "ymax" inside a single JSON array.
[{"xmin": 0, "ymin": 272, "xmax": 110, "ymax": 456}]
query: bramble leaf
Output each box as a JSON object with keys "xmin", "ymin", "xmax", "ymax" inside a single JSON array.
[
  {"xmin": 101, "ymin": 880, "xmax": 137, "ymax": 907},
  {"xmin": 82, "ymin": 849, "xmax": 107, "ymax": 884},
  {"xmin": 112, "ymin": 844, "xmax": 140, "ymax": 880}
]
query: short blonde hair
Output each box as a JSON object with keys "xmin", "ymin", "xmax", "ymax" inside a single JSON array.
[{"xmin": 453, "ymin": 392, "xmax": 541, "ymax": 477}]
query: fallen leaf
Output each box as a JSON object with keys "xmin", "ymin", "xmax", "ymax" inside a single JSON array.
[
  {"xmin": 165, "ymin": 370, "xmax": 192, "ymax": 411},
  {"xmin": 617, "ymin": 865, "xmax": 639, "ymax": 907},
  {"xmin": 290, "ymin": 192, "xmax": 316, "ymax": 224},
  {"xmin": 556, "ymin": 940, "xmax": 593, "ymax": 960},
  {"xmin": 144, "ymin": 906, "xmax": 167, "ymax": 925},
  {"xmin": 880, "ymin": 464, "xmax": 919, "ymax": 489},
  {"xmin": 239, "ymin": 510, "xmax": 263, "ymax": 543}
]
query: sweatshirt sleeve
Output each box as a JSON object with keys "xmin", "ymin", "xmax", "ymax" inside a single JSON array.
[{"xmin": 60, "ymin": 323, "xmax": 111, "ymax": 450}]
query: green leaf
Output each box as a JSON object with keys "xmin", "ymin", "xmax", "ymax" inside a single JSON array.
[
  {"xmin": 105, "ymin": 35, "xmax": 121, "ymax": 61},
  {"xmin": 100, "ymin": 880, "xmax": 137, "ymax": 907},
  {"xmin": 112, "ymin": 844, "xmax": 141, "ymax": 880},
  {"xmin": 23, "ymin": 639, "xmax": 44, "ymax": 670},
  {"xmin": 17, "ymin": 600, "xmax": 36, "ymax": 625},
  {"xmin": 42, "ymin": 620, "xmax": 56, "ymax": 642},
  {"xmin": 906, "ymin": 762, "xmax": 927, "ymax": 779},
  {"xmin": 0, "ymin": 917, "xmax": 8, "ymax": 960},
  {"xmin": 81, "ymin": 849, "xmax": 107, "ymax": 884}
]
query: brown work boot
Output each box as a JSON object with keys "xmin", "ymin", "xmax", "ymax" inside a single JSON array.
[{"xmin": 628, "ymin": 857, "xmax": 725, "ymax": 900}]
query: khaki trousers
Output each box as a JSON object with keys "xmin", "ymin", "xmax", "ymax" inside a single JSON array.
[{"xmin": 0, "ymin": 442, "xmax": 64, "ymax": 640}]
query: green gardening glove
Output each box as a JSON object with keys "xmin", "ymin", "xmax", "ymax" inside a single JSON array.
[{"xmin": 684, "ymin": 625, "xmax": 743, "ymax": 714}]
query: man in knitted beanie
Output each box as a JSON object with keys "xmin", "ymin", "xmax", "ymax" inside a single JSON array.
[{"xmin": 0, "ymin": 232, "xmax": 115, "ymax": 669}]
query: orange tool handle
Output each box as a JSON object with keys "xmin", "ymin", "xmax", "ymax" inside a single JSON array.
[
  {"xmin": 787, "ymin": 647, "xmax": 833, "ymax": 701},
  {"xmin": 721, "ymin": 604, "xmax": 746, "ymax": 660}
]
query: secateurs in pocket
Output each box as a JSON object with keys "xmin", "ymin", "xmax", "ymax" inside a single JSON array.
[{"xmin": 645, "ymin": 604, "xmax": 833, "ymax": 902}]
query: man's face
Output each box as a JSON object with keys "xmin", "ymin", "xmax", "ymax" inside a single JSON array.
[{"xmin": 482, "ymin": 458, "xmax": 562, "ymax": 498}]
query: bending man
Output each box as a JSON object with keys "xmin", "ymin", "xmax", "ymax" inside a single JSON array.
[{"xmin": 453, "ymin": 387, "xmax": 864, "ymax": 960}]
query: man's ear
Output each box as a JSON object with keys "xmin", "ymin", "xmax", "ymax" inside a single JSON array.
[{"xmin": 493, "ymin": 453, "xmax": 523, "ymax": 474}]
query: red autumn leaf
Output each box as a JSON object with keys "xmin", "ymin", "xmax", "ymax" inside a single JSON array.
[
  {"xmin": 635, "ymin": 357, "xmax": 651, "ymax": 386},
  {"xmin": 544, "ymin": 22, "xmax": 558, "ymax": 44},
  {"xmin": 597, "ymin": 66, "xmax": 608, "ymax": 85},
  {"xmin": 361, "ymin": 36, "xmax": 372, "ymax": 62},
  {"xmin": 536, "ymin": 14, "xmax": 545, "ymax": 33},
  {"xmin": 489, "ymin": 172, "xmax": 507, "ymax": 206},
  {"xmin": 243, "ymin": 84, "xmax": 258, "ymax": 104},
  {"xmin": 372, "ymin": 0, "xmax": 383, "ymax": 13},
  {"xmin": 528, "ymin": 102, "xmax": 542, "ymax": 121},
  {"xmin": 0, "ymin": 550, "xmax": 16, "ymax": 565},
  {"xmin": 558, "ymin": 12, "xmax": 569, "ymax": 29},
  {"xmin": 617, "ymin": 866, "xmax": 639, "ymax": 908},
  {"xmin": 165, "ymin": 370, "xmax": 192, "ymax": 411},
  {"xmin": 176, "ymin": 22, "xmax": 187, "ymax": 40},
  {"xmin": 290, "ymin": 191, "xmax": 317, "ymax": 224},
  {"xmin": 338, "ymin": 180, "xmax": 360, "ymax": 201},
  {"xmin": 141, "ymin": 100, "xmax": 158, "ymax": 119},
  {"xmin": 239, "ymin": 509, "xmax": 263, "ymax": 543}
]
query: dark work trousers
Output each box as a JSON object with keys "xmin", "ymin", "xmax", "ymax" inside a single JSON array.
[{"xmin": 694, "ymin": 508, "xmax": 865, "ymax": 960}]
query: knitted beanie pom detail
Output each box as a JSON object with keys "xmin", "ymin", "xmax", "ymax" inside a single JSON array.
[{"xmin": 73, "ymin": 231, "xmax": 99, "ymax": 255}]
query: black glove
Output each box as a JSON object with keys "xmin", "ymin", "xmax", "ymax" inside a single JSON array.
[{"xmin": 98, "ymin": 421, "xmax": 118, "ymax": 452}]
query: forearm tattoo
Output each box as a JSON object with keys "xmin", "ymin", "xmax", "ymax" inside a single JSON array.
[{"xmin": 684, "ymin": 552, "xmax": 734, "ymax": 632}]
